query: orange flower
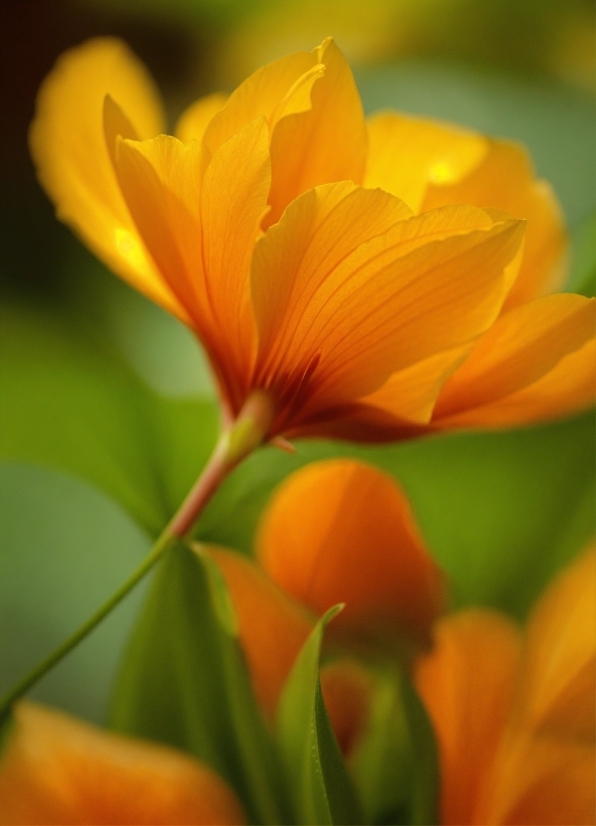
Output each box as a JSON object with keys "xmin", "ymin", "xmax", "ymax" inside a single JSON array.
[
  {"xmin": 202, "ymin": 459, "xmax": 444, "ymax": 726},
  {"xmin": 30, "ymin": 38, "xmax": 595, "ymax": 443},
  {"xmin": 415, "ymin": 545, "xmax": 596, "ymax": 825},
  {"xmin": 0, "ymin": 701, "xmax": 245, "ymax": 825}
]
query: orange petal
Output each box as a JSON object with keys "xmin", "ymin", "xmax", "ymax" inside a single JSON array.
[
  {"xmin": 515, "ymin": 545, "xmax": 596, "ymax": 743},
  {"xmin": 267, "ymin": 38, "xmax": 367, "ymax": 225},
  {"xmin": 361, "ymin": 343, "xmax": 471, "ymax": 424},
  {"xmin": 433, "ymin": 293, "xmax": 596, "ymax": 419},
  {"xmin": 475, "ymin": 732, "xmax": 595, "ymax": 826},
  {"xmin": 365, "ymin": 112, "xmax": 488, "ymax": 213},
  {"xmin": 433, "ymin": 336, "xmax": 596, "ymax": 430},
  {"xmin": 202, "ymin": 49, "xmax": 322, "ymax": 154},
  {"xmin": 423, "ymin": 138, "xmax": 567, "ymax": 308},
  {"xmin": 257, "ymin": 459, "xmax": 446, "ymax": 646},
  {"xmin": 175, "ymin": 93, "xmax": 228, "ymax": 143},
  {"xmin": 28, "ymin": 38, "xmax": 185, "ymax": 321},
  {"xmin": 320, "ymin": 659, "xmax": 374, "ymax": 757},
  {"xmin": 253, "ymin": 193, "xmax": 524, "ymax": 420},
  {"xmin": 205, "ymin": 547, "xmax": 315, "ymax": 720},
  {"xmin": 414, "ymin": 610, "xmax": 522, "ymax": 826},
  {"xmin": 0, "ymin": 701, "xmax": 246, "ymax": 825},
  {"xmin": 114, "ymin": 119, "xmax": 270, "ymax": 405}
]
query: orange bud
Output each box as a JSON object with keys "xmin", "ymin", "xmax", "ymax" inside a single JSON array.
[
  {"xmin": 257, "ymin": 459, "xmax": 446, "ymax": 646},
  {"xmin": 0, "ymin": 701, "xmax": 245, "ymax": 825},
  {"xmin": 206, "ymin": 546, "xmax": 315, "ymax": 719}
]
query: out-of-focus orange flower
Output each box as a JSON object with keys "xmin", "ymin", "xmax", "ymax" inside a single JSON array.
[
  {"xmin": 0, "ymin": 701, "xmax": 245, "ymax": 825},
  {"xmin": 415, "ymin": 545, "xmax": 596, "ymax": 825},
  {"xmin": 203, "ymin": 459, "xmax": 444, "ymax": 731},
  {"xmin": 31, "ymin": 38, "xmax": 594, "ymax": 443},
  {"xmin": 256, "ymin": 459, "xmax": 446, "ymax": 646}
]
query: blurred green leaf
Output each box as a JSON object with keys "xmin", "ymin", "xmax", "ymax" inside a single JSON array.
[
  {"xmin": 109, "ymin": 542, "xmax": 286, "ymax": 825},
  {"xmin": 356, "ymin": 62, "xmax": 596, "ymax": 227},
  {"xmin": 200, "ymin": 412, "xmax": 595, "ymax": 620},
  {"xmin": 0, "ymin": 305, "xmax": 218, "ymax": 536},
  {"xmin": 0, "ymin": 463, "xmax": 150, "ymax": 724},
  {"xmin": 567, "ymin": 212, "xmax": 596, "ymax": 297},
  {"xmin": 276, "ymin": 605, "xmax": 362, "ymax": 826}
]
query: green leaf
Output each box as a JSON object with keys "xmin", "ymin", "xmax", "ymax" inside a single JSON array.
[
  {"xmin": 109, "ymin": 541, "xmax": 287, "ymax": 825},
  {"xmin": 353, "ymin": 668, "xmax": 438, "ymax": 826},
  {"xmin": 0, "ymin": 304, "xmax": 218, "ymax": 536},
  {"xmin": 567, "ymin": 212, "xmax": 596, "ymax": 297},
  {"xmin": 201, "ymin": 412, "xmax": 595, "ymax": 620},
  {"xmin": 0, "ymin": 463, "xmax": 150, "ymax": 724},
  {"xmin": 276, "ymin": 605, "xmax": 362, "ymax": 826}
]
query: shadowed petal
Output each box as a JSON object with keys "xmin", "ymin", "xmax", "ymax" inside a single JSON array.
[
  {"xmin": 0, "ymin": 702, "xmax": 246, "ymax": 825},
  {"xmin": 257, "ymin": 459, "xmax": 446, "ymax": 646}
]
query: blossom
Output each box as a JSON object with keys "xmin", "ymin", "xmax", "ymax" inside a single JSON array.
[
  {"xmin": 30, "ymin": 38, "xmax": 595, "ymax": 443},
  {"xmin": 202, "ymin": 459, "xmax": 445, "ymax": 723},
  {"xmin": 415, "ymin": 545, "xmax": 596, "ymax": 825},
  {"xmin": 0, "ymin": 701, "xmax": 245, "ymax": 825}
]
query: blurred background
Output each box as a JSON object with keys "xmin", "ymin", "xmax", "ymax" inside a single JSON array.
[{"xmin": 1, "ymin": 0, "xmax": 595, "ymax": 724}]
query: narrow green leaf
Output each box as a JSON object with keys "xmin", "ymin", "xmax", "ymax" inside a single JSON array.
[
  {"xmin": 109, "ymin": 541, "xmax": 287, "ymax": 825},
  {"xmin": 352, "ymin": 668, "xmax": 438, "ymax": 826},
  {"xmin": 276, "ymin": 605, "xmax": 362, "ymax": 826}
]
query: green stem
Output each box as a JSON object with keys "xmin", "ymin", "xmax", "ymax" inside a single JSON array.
[{"xmin": 0, "ymin": 390, "xmax": 274, "ymax": 722}]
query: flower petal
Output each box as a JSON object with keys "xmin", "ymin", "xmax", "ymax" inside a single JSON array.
[
  {"xmin": 365, "ymin": 112, "xmax": 488, "ymax": 213},
  {"xmin": 28, "ymin": 38, "xmax": 184, "ymax": 319},
  {"xmin": 267, "ymin": 38, "xmax": 367, "ymax": 225},
  {"xmin": 257, "ymin": 459, "xmax": 446, "ymax": 646},
  {"xmin": 0, "ymin": 702, "xmax": 246, "ymax": 825},
  {"xmin": 253, "ymin": 192, "xmax": 524, "ymax": 418},
  {"xmin": 433, "ymin": 333, "xmax": 596, "ymax": 429},
  {"xmin": 476, "ymin": 733, "xmax": 595, "ymax": 826},
  {"xmin": 320, "ymin": 659, "xmax": 374, "ymax": 756},
  {"xmin": 423, "ymin": 138, "xmax": 567, "ymax": 308},
  {"xmin": 433, "ymin": 293, "xmax": 596, "ymax": 419},
  {"xmin": 414, "ymin": 610, "xmax": 522, "ymax": 826},
  {"xmin": 206, "ymin": 547, "xmax": 314, "ymax": 719},
  {"xmin": 175, "ymin": 93, "xmax": 228, "ymax": 143},
  {"xmin": 114, "ymin": 118, "xmax": 270, "ymax": 406},
  {"xmin": 361, "ymin": 343, "xmax": 471, "ymax": 424},
  {"xmin": 516, "ymin": 545, "xmax": 596, "ymax": 743}
]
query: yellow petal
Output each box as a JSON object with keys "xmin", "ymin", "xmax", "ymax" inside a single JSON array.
[
  {"xmin": 365, "ymin": 112, "xmax": 488, "ymax": 213},
  {"xmin": 423, "ymin": 138, "xmax": 567, "ymax": 308},
  {"xmin": 175, "ymin": 92, "xmax": 228, "ymax": 143},
  {"xmin": 414, "ymin": 610, "xmax": 522, "ymax": 826},
  {"xmin": 434, "ymin": 337, "xmax": 596, "ymax": 429},
  {"xmin": 206, "ymin": 547, "xmax": 314, "ymax": 720},
  {"xmin": 257, "ymin": 459, "xmax": 446, "ymax": 646},
  {"xmin": 0, "ymin": 702, "xmax": 245, "ymax": 825},
  {"xmin": 114, "ymin": 119, "xmax": 270, "ymax": 407},
  {"xmin": 267, "ymin": 38, "xmax": 367, "ymax": 225},
  {"xmin": 203, "ymin": 49, "xmax": 321, "ymax": 154},
  {"xmin": 253, "ymin": 192, "xmax": 524, "ymax": 419},
  {"xmin": 434, "ymin": 293, "xmax": 596, "ymax": 419},
  {"xmin": 516, "ymin": 545, "xmax": 596, "ymax": 743},
  {"xmin": 29, "ymin": 38, "xmax": 185, "ymax": 320}
]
